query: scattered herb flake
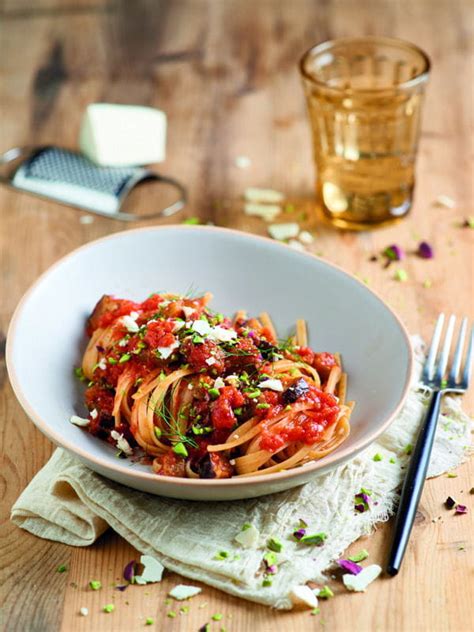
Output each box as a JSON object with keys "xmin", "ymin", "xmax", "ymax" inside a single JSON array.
[
  {"xmin": 311, "ymin": 608, "xmax": 321, "ymax": 616},
  {"xmin": 262, "ymin": 577, "xmax": 273, "ymax": 587},
  {"xmin": 180, "ymin": 606, "xmax": 190, "ymax": 614},
  {"xmin": 389, "ymin": 457, "xmax": 396, "ymax": 464},
  {"xmin": 167, "ymin": 611, "xmax": 177, "ymax": 618}
]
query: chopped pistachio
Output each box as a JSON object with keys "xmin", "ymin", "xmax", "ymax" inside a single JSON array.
[
  {"xmin": 394, "ymin": 269, "xmax": 408, "ymax": 282},
  {"xmin": 311, "ymin": 608, "xmax": 321, "ymax": 615},
  {"xmin": 423, "ymin": 279, "xmax": 432, "ymax": 289},
  {"xmin": 145, "ymin": 617, "xmax": 154, "ymax": 625},
  {"xmin": 214, "ymin": 550, "xmax": 230, "ymax": 560},
  {"xmin": 373, "ymin": 453, "xmax": 383, "ymax": 462},
  {"xmin": 389, "ymin": 457, "xmax": 396, "ymax": 464},
  {"xmin": 262, "ymin": 577, "xmax": 273, "ymax": 587},
  {"xmin": 180, "ymin": 606, "xmax": 190, "ymax": 614},
  {"xmin": 348, "ymin": 549, "xmax": 369, "ymax": 563},
  {"xmin": 300, "ymin": 532, "xmax": 327, "ymax": 546},
  {"xmin": 404, "ymin": 444, "xmax": 413, "ymax": 455},
  {"xmin": 172, "ymin": 442, "xmax": 188, "ymax": 458},
  {"xmin": 89, "ymin": 580, "xmax": 102, "ymax": 590},
  {"xmin": 103, "ymin": 604, "xmax": 115, "ymax": 613},
  {"xmin": 57, "ymin": 564, "xmax": 68, "ymax": 573},
  {"xmin": 212, "ymin": 614, "xmax": 223, "ymax": 621},
  {"xmin": 167, "ymin": 611, "xmax": 176, "ymax": 618},
  {"xmin": 447, "ymin": 472, "xmax": 457, "ymax": 478},
  {"xmin": 267, "ymin": 537, "xmax": 283, "ymax": 553},
  {"xmin": 318, "ymin": 585, "xmax": 334, "ymax": 599}
]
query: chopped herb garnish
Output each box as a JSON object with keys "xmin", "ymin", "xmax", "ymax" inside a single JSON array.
[
  {"xmin": 394, "ymin": 268, "xmax": 408, "ymax": 282},
  {"xmin": 263, "ymin": 551, "xmax": 277, "ymax": 566},
  {"xmin": 318, "ymin": 585, "xmax": 334, "ymax": 599},
  {"xmin": 389, "ymin": 457, "xmax": 396, "ymax": 464},
  {"xmin": 57, "ymin": 564, "xmax": 68, "ymax": 573},
  {"xmin": 348, "ymin": 549, "xmax": 369, "ymax": 563},
  {"xmin": 300, "ymin": 532, "xmax": 327, "ymax": 546},
  {"xmin": 267, "ymin": 537, "xmax": 283, "ymax": 552},
  {"xmin": 74, "ymin": 367, "xmax": 86, "ymax": 381},
  {"xmin": 245, "ymin": 389, "xmax": 261, "ymax": 399},
  {"xmin": 89, "ymin": 580, "xmax": 102, "ymax": 590},
  {"xmin": 233, "ymin": 407, "xmax": 243, "ymax": 415},
  {"xmin": 103, "ymin": 604, "xmax": 115, "ymax": 613},
  {"xmin": 373, "ymin": 453, "xmax": 383, "ymax": 462},
  {"xmin": 241, "ymin": 523, "xmax": 252, "ymax": 531}
]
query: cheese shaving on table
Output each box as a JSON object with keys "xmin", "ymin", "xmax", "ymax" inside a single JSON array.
[
  {"xmin": 342, "ymin": 564, "xmax": 382, "ymax": 592},
  {"xmin": 289, "ymin": 585, "xmax": 319, "ymax": 609},
  {"xmin": 244, "ymin": 202, "xmax": 281, "ymax": 222},
  {"xmin": 244, "ymin": 187, "xmax": 284, "ymax": 203},
  {"xmin": 134, "ymin": 555, "xmax": 165, "ymax": 584},
  {"xmin": 169, "ymin": 584, "xmax": 202, "ymax": 600},
  {"xmin": 234, "ymin": 523, "xmax": 260, "ymax": 548},
  {"xmin": 268, "ymin": 223, "xmax": 300, "ymax": 241}
]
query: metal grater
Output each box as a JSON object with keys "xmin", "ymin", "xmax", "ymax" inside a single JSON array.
[{"xmin": 0, "ymin": 146, "xmax": 186, "ymax": 221}]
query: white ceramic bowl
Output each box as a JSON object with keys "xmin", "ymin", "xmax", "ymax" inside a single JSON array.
[{"xmin": 7, "ymin": 226, "xmax": 412, "ymax": 500}]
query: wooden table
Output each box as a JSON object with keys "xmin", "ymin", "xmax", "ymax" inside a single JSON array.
[{"xmin": 1, "ymin": 1, "xmax": 472, "ymax": 630}]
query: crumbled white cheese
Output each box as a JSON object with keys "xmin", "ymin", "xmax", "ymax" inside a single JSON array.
[
  {"xmin": 122, "ymin": 315, "xmax": 140, "ymax": 333},
  {"xmin": 173, "ymin": 320, "xmax": 185, "ymax": 332},
  {"xmin": 205, "ymin": 356, "xmax": 216, "ymax": 366},
  {"xmin": 299, "ymin": 230, "xmax": 314, "ymax": 245},
  {"xmin": 168, "ymin": 584, "xmax": 202, "ymax": 600},
  {"xmin": 90, "ymin": 409, "xmax": 98, "ymax": 420},
  {"xmin": 70, "ymin": 415, "xmax": 90, "ymax": 427},
  {"xmin": 182, "ymin": 305, "xmax": 196, "ymax": 319},
  {"xmin": 79, "ymin": 215, "xmax": 94, "ymax": 225},
  {"xmin": 342, "ymin": 564, "xmax": 382, "ymax": 592},
  {"xmin": 134, "ymin": 555, "xmax": 165, "ymax": 584},
  {"xmin": 110, "ymin": 430, "xmax": 133, "ymax": 456},
  {"xmin": 157, "ymin": 341, "xmax": 180, "ymax": 359},
  {"xmin": 214, "ymin": 377, "xmax": 225, "ymax": 389},
  {"xmin": 225, "ymin": 374, "xmax": 240, "ymax": 384},
  {"xmin": 290, "ymin": 585, "xmax": 319, "ymax": 609},
  {"xmin": 187, "ymin": 384, "xmax": 194, "ymax": 390},
  {"xmin": 268, "ymin": 222, "xmax": 300, "ymax": 241},
  {"xmin": 234, "ymin": 523, "xmax": 260, "ymax": 549},
  {"xmin": 98, "ymin": 358, "xmax": 107, "ymax": 371},
  {"xmin": 244, "ymin": 202, "xmax": 281, "ymax": 222},
  {"xmin": 244, "ymin": 187, "xmax": 284, "ymax": 203},
  {"xmin": 79, "ymin": 607, "xmax": 89, "ymax": 616},
  {"xmin": 434, "ymin": 194, "xmax": 455, "ymax": 209},
  {"xmin": 209, "ymin": 326, "xmax": 237, "ymax": 342},
  {"xmin": 234, "ymin": 155, "xmax": 252, "ymax": 169},
  {"xmin": 191, "ymin": 320, "xmax": 212, "ymax": 336},
  {"xmin": 258, "ymin": 378, "xmax": 283, "ymax": 392},
  {"xmin": 118, "ymin": 338, "xmax": 128, "ymax": 347},
  {"xmin": 288, "ymin": 239, "xmax": 305, "ymax": 252},
  {"xmin": 129, "ymin": 311, "xmax": 139, "ymax": 320}
]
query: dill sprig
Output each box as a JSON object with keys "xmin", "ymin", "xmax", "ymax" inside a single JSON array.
[{"xmin": 152, "ymin": 393, "xmax": 198, "ymax": 449}]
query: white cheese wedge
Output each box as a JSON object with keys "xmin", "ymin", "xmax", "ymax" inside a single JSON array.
[
  {"xmin": 209, "ymin": 326, "xmax": 237, "ymax": 342},
  {"xmin": 234, "ymin": 523, "xmax": 260, "ymax": 549},
  {"xmin": 258, "ymin": 378, "xmax": 283, "ymax": 392},
  {"xmin": 244, "ymin": 187, "xmax": 284, "ymax": 203},
  {"xmin": 168, "ymin": 584, "xmax": 202, "ymax": 600},
  {"xmin": 134, "ymin": 555, "xmax": 165, "ymax": 584},
  {"xmin": 110, "ymin": 430, "xmax": 133, "ymax": 456},
  {"xmin": 191, "ymin": 320, "xmax": 212, "ymax": 336},
  {"xmin": 80, "ymin": 103, "xmax": 167, "ymax": 166},
  {"xmin": 268, "ymin": 223, "xmax": 300, "ymax": 241},
  {"xmin": 342, "ymin": 564, "xmax": 382, "ymax": 592},
  {"xmin": 290, "ymin": 585, "xmax": 319, "ymax": 609},
  {"xmin": 182, "ymin": 306, "xmax": 196, "ymax": 319},
  {"xmin": 70, "ymin": 415, "xmax": 90, "ymax": 427}
]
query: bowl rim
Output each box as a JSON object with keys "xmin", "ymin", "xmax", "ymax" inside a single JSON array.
[{"xmin": 6, "ymin": 224, "xmax": 413, "ymax": 488}]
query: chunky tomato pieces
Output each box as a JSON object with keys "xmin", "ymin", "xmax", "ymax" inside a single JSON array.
[
  {"xmin": 313, "ymin": 352, "xmax": 339, "ymax": 381},
  {"xmin": 154, "ymin": 452, "xmax": 186, "ymax": 477},
  {"xmin": 211, "ymin": 385, "xmax": 245, "ymax": 430},
  {"xmin": 144, "ymin": 320, "xmax": 176, "ymax": 349},
  {"xmin": 181, "ymin": 339, "xmax": 225, "ymax": 373},
  {"xmin": 259, "ymin": 388, "xmax": 340, "ymax": 452}
]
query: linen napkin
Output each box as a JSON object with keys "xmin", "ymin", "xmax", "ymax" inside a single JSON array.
[{"xmin": 11, "ymin": 337, "xmax": 472, "ymax": 609}]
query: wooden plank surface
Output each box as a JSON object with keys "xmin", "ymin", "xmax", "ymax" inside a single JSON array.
[{"xmin": 0, "ymin": 1, "xmax": 472, "ymax": 631}]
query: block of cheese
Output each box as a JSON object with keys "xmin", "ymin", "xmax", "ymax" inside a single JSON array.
[{"xmin": 79, "ymin": 103, "xmax": 167, "ymax": 166}]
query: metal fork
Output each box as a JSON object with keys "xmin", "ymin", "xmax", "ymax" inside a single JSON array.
[{"xmin": 387, "ymin": 314, "xmax": 473, "ymax": 576}]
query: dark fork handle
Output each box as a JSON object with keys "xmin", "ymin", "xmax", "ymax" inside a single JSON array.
[{"xmin": 387, "ymin": 390, "xmax": 443, "ymax": 576}]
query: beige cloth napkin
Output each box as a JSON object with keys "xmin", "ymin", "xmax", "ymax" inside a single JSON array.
[{"xmin": 11, "ymin": 338, "xmax": 472, "ymax": 608}]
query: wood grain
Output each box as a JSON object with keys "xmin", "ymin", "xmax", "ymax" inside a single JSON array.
[{"xmin": 0, "ymin": 1, "xmax": 472, "ymax": 631}]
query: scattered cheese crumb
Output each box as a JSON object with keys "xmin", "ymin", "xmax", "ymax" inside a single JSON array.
[
  {"xmin": 268, "ymin": 222, "xmax": 300, "ymax": 241},
  {"xmin": 157, "ymin": 340, "xmax": 180, "ymax": 359},
  {"xmin": 234, "ymin": 156, "xmax": 251, "ymax": 169},
  {"xmin": 290, "ymin": 585, "xmax": 319, "ymax": 609},
  {"xmin": 79, "ymin": 607, "xmax": 89, "ymax": 616},
  {"xmin": 258, "ymin": 378, "xmax": 283, "ymax": 392},
  {"xmin": 434, "ymin": 195, "xmax": 455, "ymax": 209},
  {"xmin": 191, "ymin": 320, "xmax": 213, "ymax": 336},
  {"xmin": 342, "ymin": 564, "xmax": 382, "ymax": 592},
  {"xmin": 97, "ymin": 358, "xmax": 107, "ymax": 370},
  {"xmin": 134, "ymin": 555, "xmax": 165, "ymax": 585},
  {"xmin": 121, "ymin": 315, "xmax": 140, "ymax": 333},
  {"xmin": 244, "ymin": 202, "xmax": 281, "ymax": 222},
  {"xmin": 90, "ymin": 409, "xmax": 98, "ymax": 420},
  {"xmin": 168, "ymin": 584, "xmax": 202, "ymax": 600},
  {"xmin": 79, "ymin": 215, "xmax": 94, "ymax": 224},
  {"xmin": 298, "ymin": 230, "xmax": 314, "ymax": 245},
  {"xmin": 110, "ymin": 430, "xmax": 133, "ymax": 456},
  {"xmin": 209, "ymin": 326, "xmax": 238, "ymax": 343},
  {"xmin": 70, "ymin": 415, "xmax": 90, "ymax": 427},
  {"xmin": 182, "ymin": 306, "xmax": 196, "ymax": 319},
  {"xmin": 288, "ymin": 239, "xmax": 305, "ymax": 252},
  {"xmin": 206, "ymin": 357, "xmax": 216, "ymax": 366},
  {"xmin": 214, "ymin": 377, "xmax": 225, "ymax": 389},
  {"xmin": 234, "ymin": 523, "xmax": 260, "ymax": 549},
  {"xmin": 244, "ymin": 187, "xmax": 284, "ymax": 204}
]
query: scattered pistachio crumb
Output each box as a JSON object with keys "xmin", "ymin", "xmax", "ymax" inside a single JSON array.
[
  {"xmin": 404, "ymin": 444, "xmax": 413, "ymax": 455},
  {"xmin": 267, "ymin": 537, "xmax": 283, "ymax": 552},
  {"xmin": 214, "ymin": 550, "xmax": 230, "ymax": 560},
  {"xmin": 57, "ymin": 564, "xmax": 68, "ymax": 573},
  {"xmin": 89, "ymin": 580, "xmax": 102, "ymax": 591},
  {"xmin": 423, "ymin": 279, "xmax": 432, "ymax": 289},
  {"xmin": 167, "ymin": 611, "xmax": 177, "ymax": 618},
  {"xmin": 318, "ymin": 585, "xmax": 334, "ymax": 599},
  {"xmin": 262, "ymin": 577, "xmax": 273, "ymax": 587},
  {"xmin": 165, "ymin": 598, "xmax": 172, "ymax": 605},
  {"xmin": 145, "ymin": 617, "xmax": 154, "ymax": 625},
  {"xmin": 373, "ymin": 453, "xmax": 383, "ymax": 462},
  {"xmin": 447, "ymin": 472, "xmax": 457, "ymax": 478},
  {"xmin": 311, "ymin": 607, "xmax": 321, "ymax": 616},
  {"xmin": 180, "ymin": 606, "xmax": 190, "ymax": 614},
  {"xmin": 199, "ymin": 602, "xmax": 208, "ymax": 609},
  {"xmin": 458, "ymin": 546, "xmax": 465, "ymax": 551},
  {"xmin": 394, "ymin": 269, "xmax": 408, "ymax": 282},
  {"xmin": 390, "ymin": 457, "xmax": 396, "ymax": 464},
  {"xmin": 212, "ymin": 614, "xmax": 223, "ymax": 621},
  {"xmin": 103, "ymin": 604, "xmax": 115, "ymax": 613},
  {"xmin": 348, "ymin": 549, "xmax": 369, "ymax": 563}
]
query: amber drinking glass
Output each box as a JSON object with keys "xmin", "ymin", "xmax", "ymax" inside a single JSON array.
[{"xmin": 300, "ymin": 37, "xmax": 430, "ymax": 230}]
